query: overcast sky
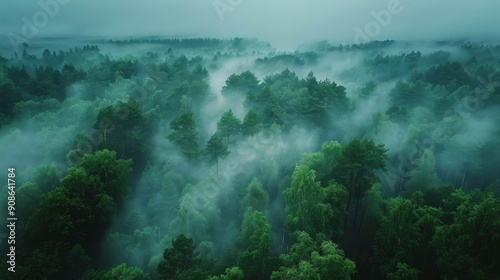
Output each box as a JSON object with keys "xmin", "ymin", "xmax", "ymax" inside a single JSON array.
[{"xmin": 1, "ymin": 0, "xmax": 499, "ymax": 50}]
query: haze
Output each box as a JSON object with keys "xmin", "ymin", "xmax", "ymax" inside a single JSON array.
[{"xmin": 1, "ymin": 0, "xmax": 500, "ymax": 51}]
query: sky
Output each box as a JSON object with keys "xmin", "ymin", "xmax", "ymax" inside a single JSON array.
[{"xmin": 1, "ymin": 0, "xmax": 499, "ymax": 50}]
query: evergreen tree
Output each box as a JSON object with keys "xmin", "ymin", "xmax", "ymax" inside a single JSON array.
[
  {"xmin": 242, "ymin": 110, "xmax": 261, "ymax": 137},
  {"xmin": 217, "ymin": 109, "xmax": 241, "ymax": 143},
  {"xmin": 158, "ymin": 234, "xmax": 200, "ymax": 280},
  {"xmin": 167, "ymin": 113, "xmax": 200, "ymax": 159},
  {"xmin": 203, "ymin": 133, "xmax": 230, "ymax": 176}
]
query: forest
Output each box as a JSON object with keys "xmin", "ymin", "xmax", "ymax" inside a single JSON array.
[{"xmin": 0, "ymin": 38, "xmax": 499, "ymax": 280}]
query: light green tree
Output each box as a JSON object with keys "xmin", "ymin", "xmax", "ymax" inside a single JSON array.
[
  {"xmin": 271, "ymin": 231, "xmax": 356, "ymax": 280},
  {"xmin": 403, "ymin": 149, "xmax": 439, "ymax": 196},
  {"xmin": 283, "ymin": 165, "xmax": 333, "ymax": 240},
  {"xmin": 241, "ymin": 177, "xmax": 269, "ymax": 212}
]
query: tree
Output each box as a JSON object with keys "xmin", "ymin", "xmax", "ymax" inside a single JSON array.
[
  {"xmin": 403, "ymin": 149, "xmax": 439, "ymax": 196},
  {"xmin": 336, "ymin": 139, "xmax": 389, "ymax": 232},
  {"xmin": 171, "ymin": 193, "xmax": 209, "ymax": 243},
  {"xmin": 77, "ymin": 149, "xmax": 133, "ymax": 207},
  {"xmin": 239, "ymin": 208, "xmax": 273, "ymax": 280},
  {"xmin": 386, "ymin": 263, "xmax": 420, "ymax": 280},
  {"xmin": 165, "ymin": 81, "xmax": 189, "ymax": 118},
  {"xmin": 222, "ymin": 70, "xmax": 259, "ymax": 97},
  {"xmin": 203, "ymin": 133, "xmax": 230, "ymax": 176},
  {"xmin": 300, "ymin": 141, "xmax": 343, "ymax": 186},
  {"xmin": 241, "ymin": 110, "xmax": 261, "ymax": 137},
  {"xmin": 158, "ymin": 234, "xmax": 200, "ymax": 280},
  {"xmin": 241, "ymin": 178, "xmax": 269, "ymax": 213},
  {"xmin": 33, "ymin": 164, "xmax": 61, "ymax": 193},
  {"xmin": 312, "ymin": 241, "xmax": 357, "ymax": 280},
  {"xmin": 271, "ymin": 231, "xmax": 356, "ymax": 280},
  {"xmin": 371, "ymin": 197, "xmax": 441, "ymax": 278},
  {"xmin": 93, "ymin": 101, "xmax": 146, "ymax": 160},
  {"xmin": 432, "ymin": 193, "xmax": 500, "ymax": 279},
  {"xmin": 167, "ymin": 113, "xmax": 199, "ymax": 159},
  {"xmin": 105, "ymin": 263, "xmax": 151, "ymax": 280},
  {"xmin": 26, "ymin": 187, "xmax": 90, "ymax": 246},
  {"xmin": 217, "ymin": 109, "xmax": 241, "ymax": 143},
  {"xmin": 357, "ymin": 184, "xmax": 384, "ymax": 238},
  {"xmin": 210, "ymin": 267, "xmax": 244, "ymax": 280},
  {"xmin": 283, "ymin": 165, "xmax": 333, "ymax": 240}
]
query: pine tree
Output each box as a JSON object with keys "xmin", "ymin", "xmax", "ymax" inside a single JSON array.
[
  {"xmin": 204, "ymin": 133, "xmax": 230, "ymax": 176},
  {"xmin": 217, "ymin": 109, "xmax": 241, "ymax": 143},
  {"xmin": 167, "ymin": 113, "xmax": 199, "ymax": 159}
]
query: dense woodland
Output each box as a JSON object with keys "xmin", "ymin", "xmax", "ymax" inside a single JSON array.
[{"xmin": 0, "ymin": 38, "xmax": 499, "ymax": 280}]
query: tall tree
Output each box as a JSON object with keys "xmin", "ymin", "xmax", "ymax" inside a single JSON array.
[
  {"xmin": 241, "ymin": 110, "xmax": 261, "ymax": 137},
  {"xmin": 403, "ymin": 149, "xmax": 439, "ymax": 196},
  {"xmin": 241, "ymin": 178, "xmax": 269, "ymax": 212},
  {"xmin": 336, "ymin": 139, "xmax": 389, "ymax": 232},
  {"xmin": 93, "ymin": 101, "xmax": 146, "ymax": 161},
  {"xmin": 283, "ymin": 165, "xmax": 333, "ymax": 240},
  {"xmin": 158, "ymin": 234, "xmax": 200, "ymax": 280},
  {"xmin": 271, "ymin": 231, "xmax": 356, "ymax": 280},
  {"xmin": 217, "ymin": 109, "xmax": 241, "ymax": 143},
  {"xmin": 77, "ymin": 149, "xmax": 133, "ymax": 207},
  {"xmin": 432, "ymin": 193, "xmax": 500, "ymax": 279},
  {"xmin": 239, "ymin": 208, "xmax": 273, "ymax": 280},
  {"xmin": 203, "ymin": 133, "xmax": 230, "ymax": 176},
  {"xmin": 167, "ymin": 113, "xmax": 200, "ymax": 160}
]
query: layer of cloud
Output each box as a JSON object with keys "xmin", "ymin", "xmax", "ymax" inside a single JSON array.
[{"xmin": 1, "ymin": 0, "xmax": 499, "ymax": 51}]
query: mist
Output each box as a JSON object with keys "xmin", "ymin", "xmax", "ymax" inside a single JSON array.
[
  {"xmin": 2, "ymin": 0, "xmax": 500, "ymax": 52},
  {"xmin": 1, "ymin": 1, "xmax": 500, "ymax": 280}
]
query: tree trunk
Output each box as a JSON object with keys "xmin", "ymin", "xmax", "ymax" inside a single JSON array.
[
  {"xmin": 343, "ymin": 190, "xmax": 352, "ymax": 233},
  {"xmin": 353, "ymin": 195, "xmax": 360, "ymax": 233},
  {"xmin": 357, "ymin": 207, "xmax": 366, "ymax": 241},
  {"xmin": 281, "ymin": 222, "xmax": 286, "ymax": 254}
]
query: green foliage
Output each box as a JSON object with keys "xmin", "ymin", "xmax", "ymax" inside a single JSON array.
[
  {"xmin": 158, "ymin": 234, "xmax": 201, "ymax": 280},
  {"xmin": 283, "ymin": 165, "xmax": 334, "ymax": 239},
  {"xmin": 239, "ymin": 208, "xmax": 273, "ymax": 280},
  {"xmin": 222, "ymin": 70, "xmax": 259, "ymax": 96},
  {"xmin": 271, "ymin": 231, "xmax": 356, "ymax": 280},
  {"xmin": 338, "ymin": 139, "xmax": 389, "ymax": 195},
  {"xmin": 337, "ymin": 139, "xmax": 389, "ymax": 231},
  {"xmin": 26, "ymin": 187, "xmax": 90, "ymax": 244},
  {"xmin": 93, "ymin": 100, "xmax": 146, "ymax": 160},
  {"xmin": 300, "ymin": 141, "xmax": 343, "ymax": 185},
  {"xmin": 210, "ymin": 267, "xmax": 244, "ymax": 280},
  {"xmin": 217, "ymin": 109, "xmax": 242, "ymax": 143},
  {"xmin": 386, "ymin": 263, "xmax": 420, "ymax": 280},
  {"xmin": 432, "ymin": 193, "xmax": 500, "ymax": 279},
  {"xmin": 242, "ymin": 110, "xmax": 261, "ymax": 136},
  {"xmin": 203, "ymin": 133, "xmax": 230, "ymax": 175},
  {"xmin": 105, "ymin": 263, "xmax": 151, "ymax": 280},
  {"xmin": 167, "ymin": 113, "xmax": 200, "ymax": 159},
  {"xmin": 371, "ymin": 197, "xmax": 442, "ymax": 278},
  {"xmin": 241, "ymin": 178, "xmax": 269, "ymax": 212},
  {"xmin": 4, "ymin": 40, "xmax": 500, "ymax": 280},
  {"xmin": 77, "ymin": 149, "xmax": 133, "ymax": 207},
  {"xmin": 403, "ymin": 149, "xmax": 440, "ymax": 196}
]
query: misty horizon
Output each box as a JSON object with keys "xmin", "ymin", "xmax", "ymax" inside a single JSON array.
[{"xmin": 2, "ymin": 0, "xmax": 500, "ymax": 52}]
